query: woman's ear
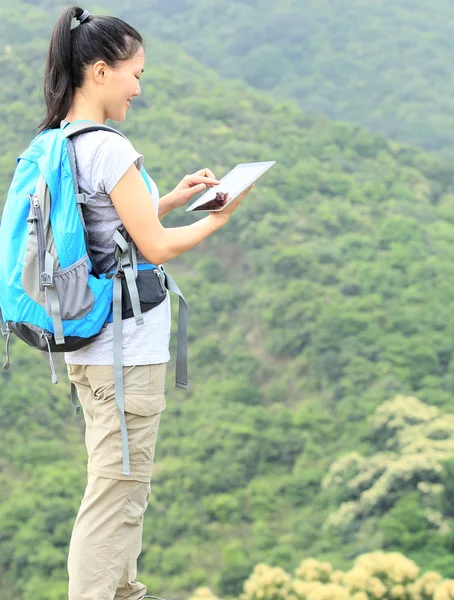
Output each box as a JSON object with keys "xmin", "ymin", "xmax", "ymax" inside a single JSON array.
[{"xmin": 92, "ymin": 60, "xmax": 108, "ymax": 84}]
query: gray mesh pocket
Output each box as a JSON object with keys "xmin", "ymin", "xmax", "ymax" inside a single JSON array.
[{"xmin": 45, "ymin": 254, "xmax": 94, "ymax": 321}]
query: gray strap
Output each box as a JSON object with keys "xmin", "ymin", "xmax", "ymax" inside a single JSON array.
[
  {"xmin": 0, "ymin": 307, "xmax": 8, "ymax": 336},
  {"xmin": 76, "ymin": 192, "xmax": 94, "ymax": 206},
  {"xmin": 131, "ymin": 241, "xmax": 138, "ymax": 279},
  {"xmin": 113, "ymin": 230, "xmax": 129, "ymax": 254},
  {"xmin": 41, "ymin": 250, "xmax": 54, "ymax": 287},
  {"xmin": 70, "ymin": 382, "xmax": 81, "ymax": 416},
  {"xmin": 61, "ymin": 121, "xmax": 127, "ymax": 140},
  {"xmin": 42, "ymin": 252, "xmax": 65, "ymax": 345},
  {"xmin": 114, "ymin": 230, "xmax": 143, "ymax": 326},
  {"xmin": 67, "ymin": 141, "xmax": 99, "ymax": 277},
  {"xmin": 46, "ymin": 287, "xmax": 65, "ymax": 345},
  {"xmin": 164, "ymin": 271, "xmax": 189, "ymax": 390},
  {"xmin": 66, "ymin": 137, "xmax": 80, "ymax": 196},
  {"xmin": 124, "ymin": 264, "xmax": 144, "ymax": 326},
  {"xmin": 113, "ymin": 274, "xmax": 131, "ymax": 476}
]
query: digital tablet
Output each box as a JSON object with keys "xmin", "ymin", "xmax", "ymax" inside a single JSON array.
[{"xmin": 185, "ymin": 161, "xmax": 276, "ymax": 212}]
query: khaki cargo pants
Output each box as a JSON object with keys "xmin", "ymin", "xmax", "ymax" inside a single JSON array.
[{"xmin": 66, "ymin": 362, "xmax": 167, "ymax": 600}]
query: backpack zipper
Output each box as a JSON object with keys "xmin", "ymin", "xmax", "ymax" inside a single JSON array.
[
  {"xmin": 28, "ymin": 194, "xmax": 46, "ymax": 291},
  {"xmin": 154, "ymin": 268, "xmax": 166, "ymax": 294}
]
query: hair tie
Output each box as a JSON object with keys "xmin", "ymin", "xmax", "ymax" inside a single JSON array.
[
  {"xmin": 70, "ymin": 9, "xmax": 90, "ymax": 30},
  {"xmin": 79, "ymin": 9, "xmax": 90, "ymax": 23}
]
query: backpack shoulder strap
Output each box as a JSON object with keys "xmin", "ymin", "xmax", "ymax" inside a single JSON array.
[
  {"xmin": 60, "ymin": 120, "xmax": 127, "ymax": 140},
  {"xmin": 61, "ymin": 120, "xmax": 126, "ymax": 276}
]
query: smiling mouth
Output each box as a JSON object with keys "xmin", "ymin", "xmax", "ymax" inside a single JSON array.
[{"xmin": 126, "ymin": 99, "xmax": 132, "ymax": 108}]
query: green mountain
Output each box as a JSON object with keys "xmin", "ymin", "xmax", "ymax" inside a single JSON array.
[
  {"xmin": 6, "ymin": 1, "xmax": 454, "ymax": 152},
  {"xmin": 106, "ymin": 0, "xmax": 454, "ymax": 152},
  {"xmin": 2, "ymin": 1, "xmax": 454, "ymax": 599}
]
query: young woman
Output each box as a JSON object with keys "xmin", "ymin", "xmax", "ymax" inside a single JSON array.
[{"xmin": 40, "ymin": 6, "xmax": 253, "ymax": 599}]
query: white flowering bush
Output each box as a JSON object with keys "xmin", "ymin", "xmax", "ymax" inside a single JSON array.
[
  {"xmin": 323, "ymin": 396, "xmax": 454, "ymax": 536},
  {"xmin": 321, "ymin": 452, "xmax": 366, "ymax": 491},
  {"xmin": 242, "ymin": 564, "xmax": 295, "ymax": 600},
  {"xmin": 292, "ymin": 580, "xmax": 350, "ymax": 600},
  {"xmin": 295, "ymin": 558, "xmax": 333, "ymax": 582},
  {"xmin": 342, "ymin": 551, "xmax": 419, "ymax": 598},
  {"xmin": 232, "ymin": 552, "xmax": 454, "ymax": 600},
  {"xmin": 189, "ymin": 587, "xmax": 221, "ymax": 600},
  {"xmin": 371, "ymin": 396, "xmax": 439, "ymax": 450},
  {"xmin": 417, "ymin": 572, "xmax": 444, "ymax": 599},
  {"xmin": 434, "ymin": 580, "xmax": 454, "ymax": 600}
]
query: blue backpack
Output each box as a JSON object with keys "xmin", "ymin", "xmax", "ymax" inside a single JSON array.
[{"xmin": 0, "ymin": 120, "xmax": 188, "ymax": 476}]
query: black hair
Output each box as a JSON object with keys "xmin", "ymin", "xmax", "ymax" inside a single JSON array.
[{"xmin": 38, "ymin": 6, "xmax": 143, "ymax": 132}]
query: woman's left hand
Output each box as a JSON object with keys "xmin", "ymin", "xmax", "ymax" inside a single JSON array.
[{"xmin": 169, "ymin": 168, "xmax": 220, "ymax": 208}]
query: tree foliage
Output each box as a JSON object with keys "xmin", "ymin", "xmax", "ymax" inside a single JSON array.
[
  {"xmin": 99, "ymin": 0, "xmax": 454, "ymax": 151},
  {"xmin": 2, "ymin": 1, "xmax": 454, "ymax": 598}
]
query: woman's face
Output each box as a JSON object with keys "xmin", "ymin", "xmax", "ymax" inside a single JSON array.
[{"xmin": 102, "ymin": 46, "xmax": 145, "ymax": 122}]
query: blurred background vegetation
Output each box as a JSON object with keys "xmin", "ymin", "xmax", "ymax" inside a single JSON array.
[{"xmin": 3, "ymin": 0, "xmax": 454, "ymax": 598}]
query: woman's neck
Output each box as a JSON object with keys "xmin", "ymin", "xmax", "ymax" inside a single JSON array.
[{"xmin": 65, "ymin": 90, "xmax": 106, "ymax": 124}]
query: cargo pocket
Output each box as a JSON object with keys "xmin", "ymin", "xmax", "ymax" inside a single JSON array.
[
  {"xmin": 123, "ymin": 364, "xmax": 167, "ymax": 416},
  {"xmin": 126, "ymin": 392, "xmax": 166, "ymax": 417},
  {"xmin": 111, "ymin": 365, "xmax": 167, "ymax": 472},
  {"xmin": 45, "ymin": 254, "xmax": 94, "ymax": 321}
]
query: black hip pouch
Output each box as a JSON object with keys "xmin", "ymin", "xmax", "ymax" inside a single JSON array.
[{"xmin": 121, "ymin": 267, "xmax": 167, "ymax": 320}]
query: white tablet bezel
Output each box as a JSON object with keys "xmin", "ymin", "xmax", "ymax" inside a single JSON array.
[{"xmin": 185, "ymin": 161, "xmax": 276, "ymax": 212}]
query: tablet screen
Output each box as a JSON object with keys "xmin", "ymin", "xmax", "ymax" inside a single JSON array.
[{"xmin": 186, "ymin": 161, "xmax": 276, "ymax": 212}]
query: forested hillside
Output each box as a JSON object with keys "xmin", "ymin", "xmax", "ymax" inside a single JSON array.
[
  {"xmin": 2, "ymin": 1, "xmax": 454, "ymax": 599},
  {"xmin": 7, "ymin": 1, "xmax": 454, "ymax": 151},
  {"xmin": 106, "ymin": 0, "xmax": 454, "ymax": 152}
]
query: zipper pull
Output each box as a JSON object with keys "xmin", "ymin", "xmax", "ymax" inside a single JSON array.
[
  {"xmin": 3, "ymin": 330, "xmax": 11, "ymax": 370},
  {"xmin": 41, "ymin": 332, "xmax": 58, "ymax": 384},
  {"xmin": 154, "ymin": 268, "xmax": 166, "ymax": 293}
]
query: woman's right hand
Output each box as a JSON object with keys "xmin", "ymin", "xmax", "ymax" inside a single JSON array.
[{"xmin": 208, "ymin": 184, "xmax": 255, "ymax": 226}]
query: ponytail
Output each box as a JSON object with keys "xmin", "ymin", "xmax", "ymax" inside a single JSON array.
[{"xmin": 38, "ymin": 6, "xmax": 143, "ymax": 133}]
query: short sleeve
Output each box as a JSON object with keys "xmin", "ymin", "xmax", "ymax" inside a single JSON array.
[{"xmin": 89, "ymin": 132, "xmax": 144, "ymax": 195}]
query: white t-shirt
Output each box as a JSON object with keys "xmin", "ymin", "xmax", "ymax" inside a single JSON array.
[{"xmin": 64, "ymin": 130, "xmax": 171, "ymax": 366}]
